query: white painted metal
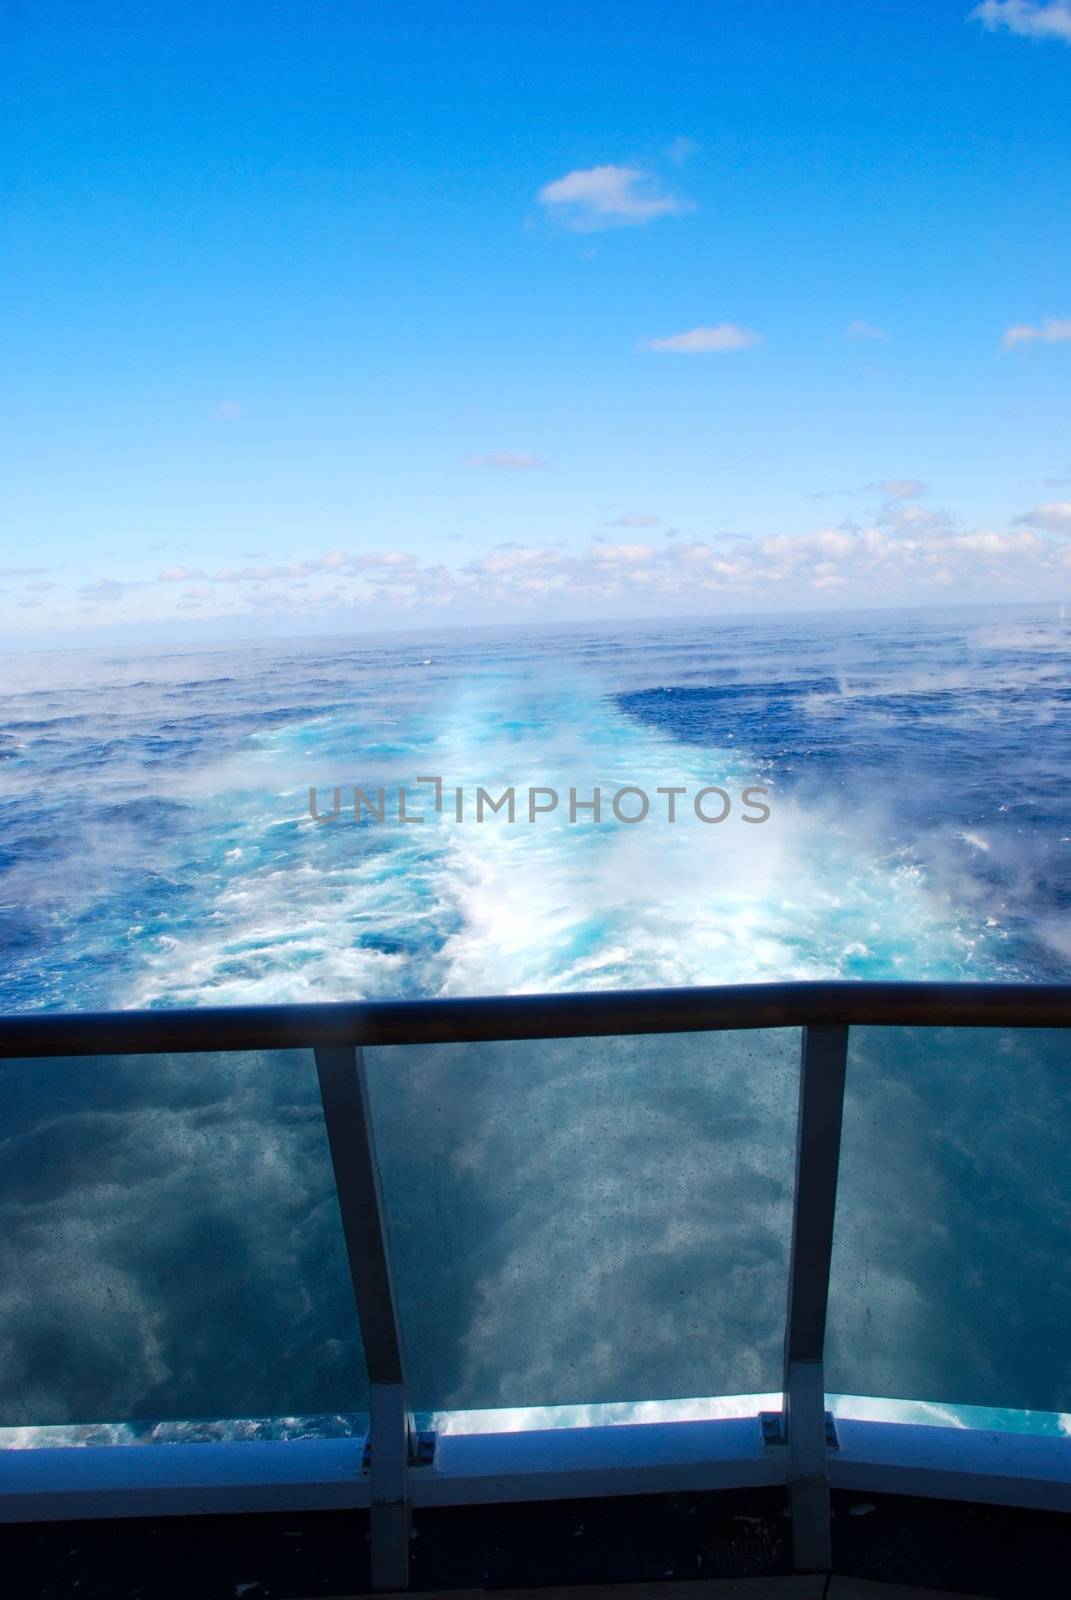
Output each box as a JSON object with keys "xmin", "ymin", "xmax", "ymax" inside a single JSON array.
[
  {"xmin": 1, "ymin": 1415, "xmax": 1067, "ymax": 1524},
  {"xmin": 315, "ymin": 1044, "xmax": 412, "ymax": 1589},
  {"xmin": 829, "ymin": 1417, "xmax": 1071, "ymax": 1511}
]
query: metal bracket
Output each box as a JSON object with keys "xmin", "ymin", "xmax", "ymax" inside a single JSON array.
[
  {"xmin": 362, "ymin": 1429, "xmax": 437, "ymax": 1473},
  {"xmin": 759, "ymin": 1409, "xmax": 838, "ymax": 1450}
]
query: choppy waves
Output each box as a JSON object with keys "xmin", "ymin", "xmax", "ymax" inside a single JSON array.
[{"xmin": 0, "ymin": 605, "xmax": 1069, "ymax": 1437}]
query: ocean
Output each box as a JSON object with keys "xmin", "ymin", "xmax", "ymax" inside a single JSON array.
[{"xmin": 0, "ymin": 603, "xmax": 1069, "ymax": 1439}]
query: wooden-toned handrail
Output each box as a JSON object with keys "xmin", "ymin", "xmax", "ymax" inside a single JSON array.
[{"xmin": 1, "ymin": 980, "xmax": 1069, "ymax": 1058}]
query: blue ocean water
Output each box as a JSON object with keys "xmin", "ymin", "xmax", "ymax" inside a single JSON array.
[
  {"xmin": 0, "ymin": 604, "xmax": 1069, "ymax": 1437},
  {"xmin": 3, "ymin": 603, "xmax": 1069, "ymax": 1011}
]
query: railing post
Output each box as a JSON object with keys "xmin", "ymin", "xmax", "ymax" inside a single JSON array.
[
  {"xmin": 315, "ymin": 1044, "xmax": 411, "ymax": 1590},
  {"xmin": 781, "ymin": 1022, "xmax": 849, "ymax": 1572}
]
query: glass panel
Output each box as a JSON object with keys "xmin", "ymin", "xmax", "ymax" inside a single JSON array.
[
  {"xmin": 827, "ymin": 1027, "xmax": 1071, "ymax": 1419},
  {"xmin": 366, "ymin": 1028, "xmax": 799, "ymax": 1414},
  {"xmin": 0, "ymin": 1050, "xmax": 367, "ymax": 1429}
]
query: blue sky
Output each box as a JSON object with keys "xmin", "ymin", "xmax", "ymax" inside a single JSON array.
[{"xmin": 3, "ymin": 0, "xmax": 1071, "ymax": 644}]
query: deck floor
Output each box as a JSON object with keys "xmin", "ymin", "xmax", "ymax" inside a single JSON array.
[{"xmin": 324, "ymin": 1582, "xmax": 989, "ymax": 1600}]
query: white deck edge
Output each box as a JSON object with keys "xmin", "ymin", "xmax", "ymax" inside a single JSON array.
[{"xmin": 0, "ymin": 1414, "xmax": 1068, "ymax": 1523}]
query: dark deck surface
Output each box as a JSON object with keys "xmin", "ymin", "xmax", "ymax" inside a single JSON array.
[{"xmin": 1, "ymin": 1487, "xmax": 1065, "ymax": 1599}]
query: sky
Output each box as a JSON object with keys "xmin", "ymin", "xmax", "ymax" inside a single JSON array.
[{"xmin": 3, "ymin": 0, "xmax": 1071, "ymax": 646}]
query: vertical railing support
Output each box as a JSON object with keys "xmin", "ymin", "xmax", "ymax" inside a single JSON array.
[
  {"xmin": 781, "ymin": 1022, "xmax": 849, "ymax": 1572},
  {"xmin": 315, "ymin": 1044, "xmax": 411, "ymax": 1591}
]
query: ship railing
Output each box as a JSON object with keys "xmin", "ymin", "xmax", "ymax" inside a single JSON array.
[{"xmin": 1, "ymin": 981, "xmax": 1069, "ymax": 1587}]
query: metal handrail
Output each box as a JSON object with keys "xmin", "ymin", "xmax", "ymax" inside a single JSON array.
[
  {"xmin": 2, "ymin": 979, "xmax": 1070, "ymax": 1056},
  {"xmin": 2, "ymin": 979, "xmax": 1069, "ymax": 1585}
]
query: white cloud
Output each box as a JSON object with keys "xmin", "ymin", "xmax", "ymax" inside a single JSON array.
[
  {"xmin": 643, "ymin": 324, "xmax": 763, "ymax": 354},
  {"xmin": 1002, "ymin": 316, "xmax": 1071, "ymax": 348},
  {"xmin": 475, "ymin": 544, "xmax": 563, "ymax": 576},
  {"xmin": 77, "ymin": 578, "xmax": 128, "ymax": 600},
  {"xmin": 875, "ymin": 478, "xmax": 930, "ymax": 501},
  {"xmin": 352, "ymin": 549, "xmax": 417, "ymax": 569},
  {"xmin": 20, "ymin": 483, "xmax": 1071, "ymax": 637},
  {"xmin": 609, "ymin": 513, "xmax": 661, "ymax": 528},
  {"xmin": 464, "ymin": 451, "xmax": 550, "ymax": 471},
  {"xmin": 537, "ymin": 165, "xmax": 693, "ymax": 231},
  {"xmin": 591, "ymin": 542, "xmax": 657, "ymax": 564},
  {"xmin": 955, "ymin": 528, "xmax": 1041, "ymax": 553},
  {"xmin": 463, "ymin": 514, "xmax": 1053, "ymax": 604},
  {"xmin": 969, "ymin": 0, "xmax": 1071, "ymax": 42},
  {"xmin": 846, "ymin": 319, "xmax": 888, "ymax": 341},
  {"xmin": 1013, "ymin": 500, "xmax": 1071, "ymax": 532},
  {"xmin": 217, "ymin": 400, "xmax": 241, "ymax": 419}
]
